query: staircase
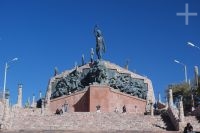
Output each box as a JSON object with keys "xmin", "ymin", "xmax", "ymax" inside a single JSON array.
[{"xmin": 8, "ymin": 111, "xmax": 169, "ymax": 132}]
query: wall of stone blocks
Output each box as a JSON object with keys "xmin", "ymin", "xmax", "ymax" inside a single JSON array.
[
  {"xmin": 50, "ymin": 89, "xmax": 89, "ymax": 112},
  {"xmin": 50, "ymin": 85, "xmax": 147, "ymax": 114},
  {"xmin": 89, "ymin": 85, "xmax": 147, "ymax": 113}
]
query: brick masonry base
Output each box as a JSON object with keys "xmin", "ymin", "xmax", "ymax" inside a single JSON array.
[{"xmin": 50, "ymin": 85, "xmax": 147, "ymax": 114}]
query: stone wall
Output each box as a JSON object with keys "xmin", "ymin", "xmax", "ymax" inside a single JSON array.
[
  {"xmin": 0, "ymin": 100, "xmax": 4, "ymax": 119},
  {"xmin": 89, "ymin": 85, "xmax": 146, "ymax": 113},
  {"xmin": 50, "ymin": 89, "xmax": 89, "ymax": 112},
  {"xmin": 49, "ymin": 85, "xmax": 147, "ymax": 114}
]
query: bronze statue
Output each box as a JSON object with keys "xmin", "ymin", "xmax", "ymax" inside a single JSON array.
[
  {"xmin": 54, "ymin": 67, "xmax": 59, "ymax": 76},
  {"xmin": 82, "ymin": 54, "xmax": 85, "ymax": 66},
  {"xmin": 51, "ymin": 61, "xmax": 147, "ymax": 100},
  {"xmin": 90, "ymin": 48, "xmax": 94, "ymax": 62},
  {"xmin": 94, "ymin": 25, "xmax": 105, "ymax": 60}
]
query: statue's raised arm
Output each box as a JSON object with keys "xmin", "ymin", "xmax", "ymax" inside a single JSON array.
[{"xmin": 94, "ymin": 25, "xmax": 106, "ymax": 60}]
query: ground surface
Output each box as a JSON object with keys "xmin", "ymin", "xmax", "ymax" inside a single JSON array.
[{"xmin": 0, "ymin": 130, "xmax": 181, "ymax": 133}]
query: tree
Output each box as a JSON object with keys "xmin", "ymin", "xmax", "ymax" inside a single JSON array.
[
  {"xmin": 166, "ymin": 76, "xmax": 200, "ymax": 114},
  {"xmin": 166, "ymin": 83, "xmax": 191, "ymax": 114}
]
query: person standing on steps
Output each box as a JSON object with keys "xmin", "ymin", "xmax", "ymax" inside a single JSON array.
[{"xmin": 122, "ymin": 105, "xmax": 126, "ymax": 113}]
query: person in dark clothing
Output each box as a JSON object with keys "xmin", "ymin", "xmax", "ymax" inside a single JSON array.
[
  {"xmin": 59, "ymin": 109, "xmax": 63, "ymax": 115},
  {"xmin": 184, "ymin": 123, "xmax": 194, "ymax": 133},
  {"xmin": 122, "ymin": 105, "xmax": 126, "ymax": 113},
  {"xmin": 55, "ymin": 108, "xmax": 60, "ymax": 115},
  {"xmin": 188, "ymin": 125, "xmax": 194, "ymax": 133}
]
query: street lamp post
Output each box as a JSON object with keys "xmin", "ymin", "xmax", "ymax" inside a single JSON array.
[
  {"xmin": 187, "ymin": 42, "xmax": 200, "ymax": 50},
  {"xmin": 2, "ymin": 58, "xmax": 18, "ymax": 100},
  {"xmin": 174, "ymin": 59, "xmax": 188, "ymax": 83}
]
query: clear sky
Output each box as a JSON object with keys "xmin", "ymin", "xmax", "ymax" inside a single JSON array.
[{"xmin": 0, "ymin": 0, "xmax": 200, "ymax": 105}]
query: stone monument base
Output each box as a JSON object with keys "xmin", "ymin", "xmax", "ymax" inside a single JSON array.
[{"xmin": 50, "ymin": 85, "xmax": 147, "ymax": 114}]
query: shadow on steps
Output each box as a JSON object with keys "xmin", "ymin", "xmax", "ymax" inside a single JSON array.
[
  {"xmin": 196, "ymin": 115, "xmax": 200, "ymax": 123},
  {"xmin": 160, "ymin": 110, "xmax": 176, "ymax": 131}
]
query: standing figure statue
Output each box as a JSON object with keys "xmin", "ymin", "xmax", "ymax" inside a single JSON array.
[
  {"xmin": 90, "ymin": 48, "xmax": 94, "ymax": 63},
  {"xmin": 94, "ymin": 25, "xmax": 106, "ymax": 60},
  {"xmin": 81, "ymin": 54, "xmax": 85, "ymax": 66},
  {"xmin": 54, "ymin": 67, "xmax": 59, "ymax": 76}
]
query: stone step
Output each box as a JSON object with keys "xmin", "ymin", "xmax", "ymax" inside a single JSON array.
[
  {"xmin": 0, "ymin": 130, "xmax": 181, "ymax": 133},
  {"xmin": 9, "ymin": 112, "xmax": 167, "ymax": 131}
]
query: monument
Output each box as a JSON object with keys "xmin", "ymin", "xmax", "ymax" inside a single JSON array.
[
  {"xmin": 45, "ymin": 26, "xmax": 155, "ymax": 113},
  {"xmin": 1, "ymin": 27, "xmax": 200, "ymax": 132}
]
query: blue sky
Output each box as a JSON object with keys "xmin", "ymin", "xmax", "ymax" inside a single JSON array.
[{"xmin": 0, "ymin": 0, "xmax": 200, "ymax": 105}]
